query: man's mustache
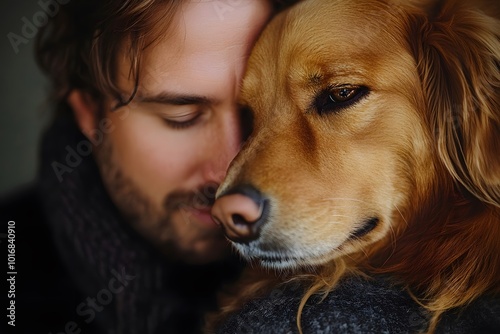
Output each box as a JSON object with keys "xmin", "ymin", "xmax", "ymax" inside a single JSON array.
[{"xmin": 163, "ymin": 183, "xmax": 219, "ymax": 212}]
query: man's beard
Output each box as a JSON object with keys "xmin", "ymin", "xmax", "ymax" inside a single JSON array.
[{"xmin": 93, "ymin": 135, "xmax": 230, "ymax": 264}]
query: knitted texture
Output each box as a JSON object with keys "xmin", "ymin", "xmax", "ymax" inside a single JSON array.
[
  {"xmin": 38, "ymin": 115, "xmax": 243, "ymax": 334},
  {"xmin": 217, "ymin": 276, "xmax": 500, "ymax": 333}
]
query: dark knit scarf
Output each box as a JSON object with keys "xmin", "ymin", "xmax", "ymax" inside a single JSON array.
[{"xmin": 38, "ymin": 114, "xmax": 243, "ymax": 334}]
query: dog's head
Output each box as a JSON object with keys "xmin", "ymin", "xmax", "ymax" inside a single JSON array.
[{"xmin": 212, "ymin": 0, "xmax": 500, "ymax": 271}]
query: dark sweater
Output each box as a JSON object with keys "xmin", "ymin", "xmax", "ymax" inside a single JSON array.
[
  {"xmin": 1, "ymin": 115, "xmax": 243, "ymax": 334},
  {"xmin": 217, "ymin": 276, "xmax": 500, "ymax": 333}
]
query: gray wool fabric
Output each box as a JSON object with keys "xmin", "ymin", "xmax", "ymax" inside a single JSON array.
[{"xmin": 216, "ymin": 276, "xmax": 500, "ymax": 334}]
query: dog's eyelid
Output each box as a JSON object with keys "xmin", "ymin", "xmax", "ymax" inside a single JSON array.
[{"xmin": 312, "ymin": 85, "xmax": 369, "ymax": 115}]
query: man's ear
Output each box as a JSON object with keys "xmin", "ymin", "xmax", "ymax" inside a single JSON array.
[{"xmin": 67, "ymin": 90, "xmax": 100, "ymax": 139}]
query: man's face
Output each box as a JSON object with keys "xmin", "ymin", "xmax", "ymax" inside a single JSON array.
[{"xmin": 93, "ymin": 1, "xmax": 272, "ymax": 264}]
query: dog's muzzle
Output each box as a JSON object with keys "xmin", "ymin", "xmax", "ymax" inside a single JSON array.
[{"xmin": 211, "ymin": 185, "xmax": 269, "ymax": 244}]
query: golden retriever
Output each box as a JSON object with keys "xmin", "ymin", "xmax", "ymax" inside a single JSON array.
[{"xmin": 211, "ymin": 0, "xmax": 500, "ymax": 332}]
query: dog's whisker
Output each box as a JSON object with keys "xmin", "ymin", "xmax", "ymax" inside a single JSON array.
[
  {"xmin": 326, "ymin": 214, "xmax": 359, "ymax": 219},
  {"xmin": 318, "ymin": 197, "xmax": 374, "ymax": 204},
  {"xmin": 393, "ymin": 204, "xmax": 409, "ymax": 228}
]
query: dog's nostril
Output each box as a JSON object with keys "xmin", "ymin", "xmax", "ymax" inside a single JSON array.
[{"xmin": 232, "ymin": 214, "xmax": 251, "ymax": 226}]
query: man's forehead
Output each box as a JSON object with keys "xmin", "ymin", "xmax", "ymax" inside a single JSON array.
[
  {"xmin": 115, "ymin": 0, "xmax": 272, "ymax": 101},
  {"xmin": 170, "ymin": 1, "xmax": 272, "ymax": 54}
]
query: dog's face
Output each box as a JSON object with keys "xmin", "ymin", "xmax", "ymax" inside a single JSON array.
[
  {"xmin": 213, "ymin": 0, "xmax": 431, "ymax": 269},
  {"xmin": 212, "ymin": 0, "xmax": 500, "ymax": 270}
]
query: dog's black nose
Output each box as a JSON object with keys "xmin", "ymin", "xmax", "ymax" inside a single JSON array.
[{"xmin": 212, "ymin": 185, "xmax": 269, "ymax": 244}]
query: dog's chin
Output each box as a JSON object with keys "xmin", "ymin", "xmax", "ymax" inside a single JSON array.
[
  {"xmin": 257, "ymin": 253, "xmax": 332, "ymax": 270},
  {"xmin": 232, "ymin": 242, "xmax": 346, "ymax": 271},
  {"xmin": 230, "ymin": 217, "xmax": 381, "ymax": 270}
]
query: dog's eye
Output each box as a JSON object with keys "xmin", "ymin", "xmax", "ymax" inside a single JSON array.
[{"xmin": 314, "ymin": 85, "xmax": 368, "ymax": 114}]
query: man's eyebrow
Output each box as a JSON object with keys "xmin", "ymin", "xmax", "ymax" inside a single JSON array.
[{"xmin": 137, "ymin": 92, "xmax": 215, "ymax": 106}]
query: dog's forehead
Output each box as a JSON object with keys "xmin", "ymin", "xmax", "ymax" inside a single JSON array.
[
  {"xmin": 285, "ymin": 1, "xmax": 402, "ymax": 53},
  {"xmin": 241, "ymin": 0, "xmax": 409, "ymax": 107}
]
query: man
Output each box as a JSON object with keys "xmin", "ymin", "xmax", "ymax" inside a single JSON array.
[{"xmin": 0, "ymin": 1, "xmax": 299, "ymax": 333}]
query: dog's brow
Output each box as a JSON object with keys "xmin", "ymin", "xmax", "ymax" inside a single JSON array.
[{"xmin": 308, "ymin": 74, "xmax": 323, "ymax": 85}]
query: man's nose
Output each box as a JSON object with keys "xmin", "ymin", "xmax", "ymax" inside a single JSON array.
[{"xmin": 201, "ymin": 108, "xmax": 242, "ymax": 181}]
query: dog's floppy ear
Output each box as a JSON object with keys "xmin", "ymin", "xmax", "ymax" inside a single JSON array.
[{"xmin": 407, "ymin": 0, "xmax": 500, "ymax": 207}]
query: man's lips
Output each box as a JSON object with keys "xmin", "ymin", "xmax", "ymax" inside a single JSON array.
[{"xmin": 186, "ymin": 206, "xmax": 220, "ymax": 229}]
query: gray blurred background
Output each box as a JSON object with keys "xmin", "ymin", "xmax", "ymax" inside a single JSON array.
[{"xmin": 0, "ymin": 0, "xmax": 52, "ymax": 196}]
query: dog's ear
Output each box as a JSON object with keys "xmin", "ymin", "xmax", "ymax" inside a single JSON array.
[{"xmin": 407, "ymin": 0, "xmax": 500, "ymax": 207}]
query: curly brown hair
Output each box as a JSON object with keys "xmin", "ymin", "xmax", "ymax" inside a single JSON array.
[{"xmin": 35, "ymin": 0, "xmax": 301, "ymax": 116}]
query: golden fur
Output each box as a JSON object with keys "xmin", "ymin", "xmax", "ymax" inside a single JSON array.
[{"xmin": 210, "ymin": 0, "xmax": 500, "ymax": 332}]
